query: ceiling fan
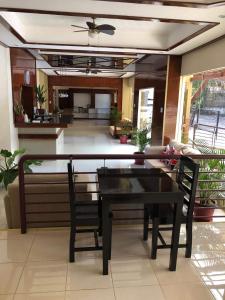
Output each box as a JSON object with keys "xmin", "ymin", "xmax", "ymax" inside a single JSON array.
[
  {"xmin": 80, "ymin": 68, "xmax": 102, "ymax": 74},
  {"xmin": 71, "ymin": 17, "xmax": 116, "ymax": 37}
]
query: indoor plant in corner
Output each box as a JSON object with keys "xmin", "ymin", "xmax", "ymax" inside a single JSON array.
[
  {"xmin": 110, "ymin": 106, "xmax": 122, "ymax": 137},
  {"xmin": 35, "ymin": 84, "xmax": 47, "ymax": 115},
  {"xmin": 0, "ymin": 148, "xmax": 42, "ymax": 190},
  {"xmin": 14, "ymin": 102, "xmax": 24, "ymax": 123},
  {"xmin": 119, "ymin": 119, "xmax": 133, "ymax": 144},
  {"xmin": 133, "ymin": 127, "xmax": 151, "ymax": 165}
]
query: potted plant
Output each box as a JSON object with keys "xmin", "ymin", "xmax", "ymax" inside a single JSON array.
[
  {"xmin": 193, "ymin": 140, "xmax": 225, "ymax": 221},
  {"xmin": 110, "ymin": 106, "xmax": 122, "ymax": 136},
  {"xmin": 119, "ymin": 119, "xmax": 133, "ymax": 144},
  {"xmin": 0, "ymin": 148, "xmax": 42, "ymax": 189},
  {"xmin": 14, "ymin": 102, "xmax": 24, "ymax": 123},
  {"xmin": 133, "ymin": 127, "xmax": 151, "ymax": 165},
  {"xmin": 35, "ymin": 84, "xmax": 47, "ymax": 114}
]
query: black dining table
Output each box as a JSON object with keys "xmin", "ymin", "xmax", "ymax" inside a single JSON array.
[{"xmin": 97, "ymin": 167, "xmax": 184, "ymax": 275}]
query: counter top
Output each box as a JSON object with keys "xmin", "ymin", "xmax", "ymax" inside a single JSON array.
[
  {"xmin": 15, "ymin": 123, "xmax": 68, "ymax": 128},
  {"xmin": 15, "ymin": 114, "xmax": 73, "ymax": 128}
]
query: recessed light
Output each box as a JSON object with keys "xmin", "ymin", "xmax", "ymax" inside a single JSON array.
[{"xmin": 219, "ymin": 15, "xmax": 225, "ymax": 18}]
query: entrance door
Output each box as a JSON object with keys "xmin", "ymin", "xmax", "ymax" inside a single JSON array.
[{"xmin": 137, "ymin": 88, "xmax": 154, "ymax": 137}]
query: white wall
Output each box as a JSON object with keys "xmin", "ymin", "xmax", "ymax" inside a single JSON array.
[
  {"xmin": 73, "ymin": 93, "xmax": 91, "ymax": 107},
  {"xmin": 0, "ymin": 45, "xmax": 18, "ymax": 151},
  {"xmin": 181, "ymin": 37, "xmax": 225, "ymax": 75}
]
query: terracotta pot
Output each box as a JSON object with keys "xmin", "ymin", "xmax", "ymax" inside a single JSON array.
[
  {"xmin": 15, "ymin": 115, "xmax": 24, "ymax": 123},
  {"xmin": 120, "ymin": 135, "xmax": 128, "ymax": 144},
  {"xmin": 134, "ymin": 151, "xmax": 144, "ymax": 165},
  {"xmin": 194, "ymin": 203, "xmax": 215, "ymax": 222}
]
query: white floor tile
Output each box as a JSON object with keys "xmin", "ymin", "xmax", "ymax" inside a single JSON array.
[
  {"xmin": 17, "ymin": 261, "xmax": 67, "ymax": 293},
  {"xmin": 66, "ymin": 258, "xmax": 113, "ymax": 290},
  {"xmin": 114, "ymin": 285, "xmax": 165, "ymax": 300},
  {"xmin": 161, "ymin": 282, "xmax": 213, "ymax": 300},
  {"xmin": 0, "ymin": 263, "xmax": 24, "ymax": 294},
  {"xmin": 65, "ymin": 289, "xmax": 115, "ymax": 300},
  {"xmin": 111, "ymin": 257, "xmax": 158, "ymax": 287}
]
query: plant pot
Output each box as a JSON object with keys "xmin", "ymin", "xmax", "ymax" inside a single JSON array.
[
  {"xmin": 194, "ymin": 202, "xmax": 215, "ymax": 222},
  {"xmin": 15, "ymin": 115, "xmax": 24, "ymax": 123},
  {"xmin": 120, "ymin": 135, "xmax": 128, "ymax": 144},
  {"xmin": 134, "ymin": 151, "xmax": 144, "ymax": 165},
  {"xmin": 37, "ymin": 109, "xmax": 45, "ymax": 115}
]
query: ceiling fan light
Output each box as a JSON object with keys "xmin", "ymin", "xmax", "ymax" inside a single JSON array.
[{"xmin": 88, "ymin": 30, "xmax": 98, "ymax": 38}]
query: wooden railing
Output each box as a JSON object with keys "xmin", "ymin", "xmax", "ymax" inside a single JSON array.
[{"xmin": 18, "ymin": 154, "xmax": 225, "ymax": 233}]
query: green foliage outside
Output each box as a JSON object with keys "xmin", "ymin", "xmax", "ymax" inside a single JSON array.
[{"xmin": 193, "ymin": 139, "xmax": 225, "ymax": 207}]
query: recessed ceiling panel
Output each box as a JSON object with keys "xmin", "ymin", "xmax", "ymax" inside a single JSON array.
[{"xmin": 0, "ymin": 11, "xmax": 213, "ymax": 51}]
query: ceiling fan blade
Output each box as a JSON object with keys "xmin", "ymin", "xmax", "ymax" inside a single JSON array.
[
  {"xmin": 73, "ymin": 30, "xmax": 88, "ymax": 33},
  {"xmin": 86, "ymin": 21, "xmax": 96, "ymax": 29},
  {"xmin": 96, "ymin": 24, "xmax": 115, "ymax": 31},
  {"xmin": 99, "ymin": 29, "xmax": 115, "ymax": 36},
  {"xmin": 71, "ymin": 24, "xmax": 88, "ymax": 30}
]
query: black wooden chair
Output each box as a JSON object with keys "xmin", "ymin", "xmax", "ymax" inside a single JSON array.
[
  {"xmin": 143, "ymin": 156, "xmax": 199, "ymax": 259},
  {"xmin": 68, "ymin": 161, "xmax": 112, "ymax": 262}
]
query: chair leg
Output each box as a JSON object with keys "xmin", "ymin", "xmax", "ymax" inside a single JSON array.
[
  {"xmin": 143, "ymin": 205, "xmax": 149, "ymax": 241},
  {"xmin": 69, "ymin": 225, "xmax": 76, "ymax": 262},
  {"xmin": 185, "ymin": 221, "xmax": 193, "ymax": 258},
  {"xmin": 151, "ymin": 217, "xmax": 159, "ymax": 259},
  {"xmin": 108, "ymin": 216, "xmax": 113, "ymax": 260},
  {"xmin": 98, "ymin": 196, "xmax": 102, "ymax": 237}
]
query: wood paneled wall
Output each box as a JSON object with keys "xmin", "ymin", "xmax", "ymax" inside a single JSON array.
[
  {"xmin": 48, "ymin": 76, "xmax": 123, "ymax": 112},
  {"xmin": 133, "ymin": 55, "xmax": 167, "ymax": 145},
  {"xmin": 163, "ymin": 56, "xmax": 182, "ymax": 144},
  {"xmin": 10, "ymin": 48, "xmax": 36, "ymax": 105}
]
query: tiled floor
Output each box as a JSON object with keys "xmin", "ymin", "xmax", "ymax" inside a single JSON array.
[
  {"xmin": 1, "ymin": 120, "xmax": 225, "ymax": 299},
  {"xmin": 0, "ymin": 223, "xmax": 224, "ymax": 299}
]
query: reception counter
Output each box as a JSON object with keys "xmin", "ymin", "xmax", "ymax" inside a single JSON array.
[{"xmin": 16, "ymin": 122, "xmax": 67, "ymax": 154}]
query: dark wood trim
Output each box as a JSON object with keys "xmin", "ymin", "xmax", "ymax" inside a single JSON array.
[
  {"xmin": 15, "ymin": 123, "xmax": 67, "ymax": 128},
  {"xmin": 167, "ymin": 23, "xmax": 215, "ymax": 51},
  {"xmin": 183, "ymin": 32, "xmax": 225, "ymax": 55},
  {"xmin": 0, "ymin": 39, "xmax": 7, "ymax": 48},
  {"xmin": 0, "ymin": 7, "xmax": 218, "ymax": 24},
  {"xmin": 18, "ymin": 128, "xmax": 64, "ymax": 139},
  {"xmin": 18, "ymin": 133, "xmax": 58, "ymax": 139},
  {"xmin": 0, "ymin": 8, "xmax": 218, "ymax": 53},
  {"xmin": 0, "ymin": 15, "xmax": 26, "ymax": 43},
  {"xmin": 96, "ymin": 0, "xmax": 225, "ymax": 8},
  {"xmin": 39, "ymin": 48, "xmax": 139, "ymax": 57}
]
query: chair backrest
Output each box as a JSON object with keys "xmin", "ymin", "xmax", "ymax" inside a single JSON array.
[
  {"xmin": 176, "ymin": 156, "xmax": 199, "ymax": 219},
  {"xmin": 67, "ymin": 161, "xmax": 76, "ymax": 221}
]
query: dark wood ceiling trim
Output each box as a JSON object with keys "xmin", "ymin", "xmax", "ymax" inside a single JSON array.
[
  {"xmin": 166, "ymin": 23, "xmax": 215, "ymax": 51},
  {"xmin": 38, "ymin": 48, "xmax": 139, "ymax": 56},
  {"xmin": 96, "ymin": 0, "xmax": 225, "ymax": 8},
  {"xmin": 0, "ymin": 7, "xmax": 217, "ymax": 26},
  {"xmin": 0, "ymin": 9, "xmax": 219, "ymax": 54},
  {"xmin": 183, "ymin": 32, "xmax": 225, "ymax": 55},
  {"xmin": 0, "ymin": 40, "xmax": 7, "ymax": 48},
  {"xmin": 0, "ymin": 15, "xmax": 25, "ymax": 43}
]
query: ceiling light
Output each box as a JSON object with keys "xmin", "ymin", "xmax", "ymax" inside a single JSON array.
[{"xmin": 88, "ymin": 30, "xmax": 98, "ymax": 38}]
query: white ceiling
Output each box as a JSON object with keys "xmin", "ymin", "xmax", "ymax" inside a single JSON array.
[{"xmin": 0, "ymin": 0, "xmax": 225, "ymax": 77}]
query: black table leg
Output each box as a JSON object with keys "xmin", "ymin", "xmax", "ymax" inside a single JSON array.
[
  {"xmin": 169, "ymin": 195, "xmax": 183, "ymax": 271},
  {"xmin": 102, "ymin": 200, "xmax": 110, "ymax": 275}
]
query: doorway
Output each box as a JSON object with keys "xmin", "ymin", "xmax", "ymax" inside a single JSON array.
[{"xmin": 137, "ymin": 88, "xmax": 154, "ymax": 137}]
